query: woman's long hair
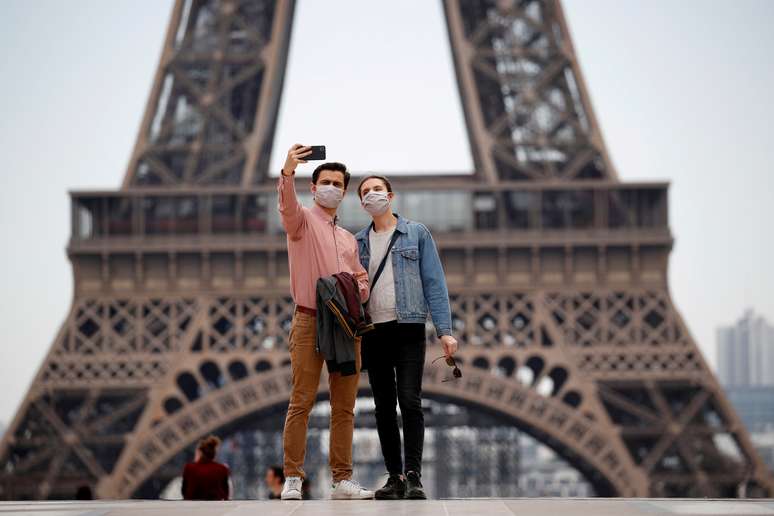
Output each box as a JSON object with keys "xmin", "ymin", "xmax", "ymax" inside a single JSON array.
[{"xmin": 197, "ymin": 435, "xmax": 221, "ymax": 462}]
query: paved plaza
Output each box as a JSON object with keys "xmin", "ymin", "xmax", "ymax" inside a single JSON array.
[{"xmin": 2, "ymin": 499, "xmax": 774, "ymax": 516}]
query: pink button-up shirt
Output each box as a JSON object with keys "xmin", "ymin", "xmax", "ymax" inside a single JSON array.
[{"xmin": 277, "ymin": 173, "xmax": 369, "ymax": 309}]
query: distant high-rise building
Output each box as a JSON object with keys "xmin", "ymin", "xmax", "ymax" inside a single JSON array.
[
  {"xmin": 724, "ymin": 386, "xmax": 774, "ymax": 475},
  {"xmin": 717, "ymin": 310, "xmax": 774, "ymax": 386},
  {"xmin": 724, "ymin": 386, "xmax": 774, "ymax": 433}
]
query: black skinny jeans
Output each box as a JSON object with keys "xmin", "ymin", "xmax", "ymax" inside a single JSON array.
[{"xmin": 362, "ymin": 320, "xmax": 426, "ymax": 475}]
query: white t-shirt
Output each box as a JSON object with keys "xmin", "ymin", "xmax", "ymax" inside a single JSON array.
[{"xmin": 367, "ymin": 227, "xmax": 398, "ymax": 324}]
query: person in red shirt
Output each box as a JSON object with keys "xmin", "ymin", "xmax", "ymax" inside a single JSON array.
[{"xmin": 181, "ymin": 435, "xmax": 230, "ymax": 500}]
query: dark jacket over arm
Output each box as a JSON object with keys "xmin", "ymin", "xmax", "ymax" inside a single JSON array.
[{"xmin": 316, "ymin": 272, "xmax": 373, "ymax": 376}]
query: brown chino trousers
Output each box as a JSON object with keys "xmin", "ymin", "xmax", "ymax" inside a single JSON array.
[{"xmin": 282, "ymin": 309, "xmax": 361, "ymax": 482}]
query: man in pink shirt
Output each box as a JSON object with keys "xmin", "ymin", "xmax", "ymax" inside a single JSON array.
[{"xmin": 277, "ymin": 144, "xmax": 374, "ymax": 500}]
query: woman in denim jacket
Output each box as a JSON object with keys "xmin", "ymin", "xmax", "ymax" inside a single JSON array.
[{"xmin": 355, "ymin": 175, "xmax": 458, "ymax": 500}]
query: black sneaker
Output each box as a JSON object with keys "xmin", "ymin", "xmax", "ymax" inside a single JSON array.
[
  {"xmin": 405, "ymin": 471, "xmax": 427, "ymax": 500},
  {"xmin": 374, "ymin": 474, "xmax": 405, "ymax": 500}
]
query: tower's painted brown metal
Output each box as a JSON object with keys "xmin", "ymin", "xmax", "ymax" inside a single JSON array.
[{"xmin": 1, "ymin": 0, "xmax": 771, "ymax": 500}]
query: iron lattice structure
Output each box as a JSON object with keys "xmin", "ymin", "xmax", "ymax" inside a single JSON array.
[{"xmin": 1, "ymin": 0, "xmax": 772, "ymax": 500}]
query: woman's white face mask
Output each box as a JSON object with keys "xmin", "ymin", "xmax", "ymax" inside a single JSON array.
[{"xmin": 361, "ymin": 190, "xmax": 391, "ymax": 216}]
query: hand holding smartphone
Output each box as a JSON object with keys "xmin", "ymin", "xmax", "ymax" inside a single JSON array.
[
  {"xmin": 303, "ymin": 145, "xmax": 326, "ymax": 161},
  {"xmin": 283, "ymin": 144, "xmax": 327, "ymax": 175}
]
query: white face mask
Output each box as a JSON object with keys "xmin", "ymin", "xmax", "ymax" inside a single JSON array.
[
  {"xmin": 314, "ymin": 184, "xmax": 344, "ymax": 209},
  {"xmin": 361, "ymin": 190, "xmax": 391, "ymax": 216}
]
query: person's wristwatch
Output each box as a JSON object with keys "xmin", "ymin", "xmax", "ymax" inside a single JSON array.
[{"xmin": 281, "ymin": 168, "xmax": 295, "ymax": 177}]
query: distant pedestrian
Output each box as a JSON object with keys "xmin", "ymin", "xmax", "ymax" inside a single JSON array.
[
  {"xmin": 181, "ymin": 435, "xmax": 230, "ymax": 500},
  {"xmin": 74, "ymin": 485, "xmax": 93, "ymax": 500},
  {"xmin": 266, "ymin": 465, "xmax": 284, "ymax": 499},
  {"xmin": 302, "ymin": 475, "xmax": 313, "ymax": 500}
]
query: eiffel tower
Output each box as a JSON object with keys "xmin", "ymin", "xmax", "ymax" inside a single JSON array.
[{"xmin": 1, "ymin": 0, "xmax": 771, "ymax": 500}]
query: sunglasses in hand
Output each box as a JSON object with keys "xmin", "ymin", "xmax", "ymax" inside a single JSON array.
[{"xmin": 432, "ymin": 355, "xmax": 462, "ymax": 382}]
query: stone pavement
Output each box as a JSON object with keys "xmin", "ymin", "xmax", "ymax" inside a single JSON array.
[{"xmin": 1, "ymin": 498, "xmax": 774, "ymax": 516}]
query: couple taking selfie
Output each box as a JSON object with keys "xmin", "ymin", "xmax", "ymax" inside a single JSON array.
[{"xmin": 278, "ymin": 144, "xmax": 459, "ymax": 500}]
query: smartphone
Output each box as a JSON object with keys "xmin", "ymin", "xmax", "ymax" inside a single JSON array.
[{"xmin": 304, "ymin": 145, "xmax": 326, "ymax": 161}]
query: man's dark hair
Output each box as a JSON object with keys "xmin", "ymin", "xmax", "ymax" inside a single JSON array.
[
  {"xmin": 312, "ymin": 162, "xmax": 350, "ymax": 189},
  {"xmin": 357, "ymin": 174, "xmax": 393, "ymax": 199},
  {"xmin": 268, "ymin": 465, "xmax": 284, "ymax": 483}
]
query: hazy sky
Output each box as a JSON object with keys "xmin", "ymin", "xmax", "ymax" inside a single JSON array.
[{"xmin": 0, "ymin": 0, "xmax": 772, "ymax": 425}]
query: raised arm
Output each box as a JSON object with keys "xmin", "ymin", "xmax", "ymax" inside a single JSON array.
[{"xmin": 278, "ymin": 144, "xmax": 313, "ymax": 238}]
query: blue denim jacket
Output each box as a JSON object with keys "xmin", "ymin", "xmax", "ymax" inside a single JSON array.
[{"xmin": 355, "ymin": 214, "xmax": 452, "ymax": 337}]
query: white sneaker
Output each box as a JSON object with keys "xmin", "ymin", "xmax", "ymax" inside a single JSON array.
[
  {"xmin": 331, "ymin": 478, "xmax": 374, "ymax": 500},
  {"xmin": 281, "ymin": 476, "xmax": 303, "ymax": 500}
]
